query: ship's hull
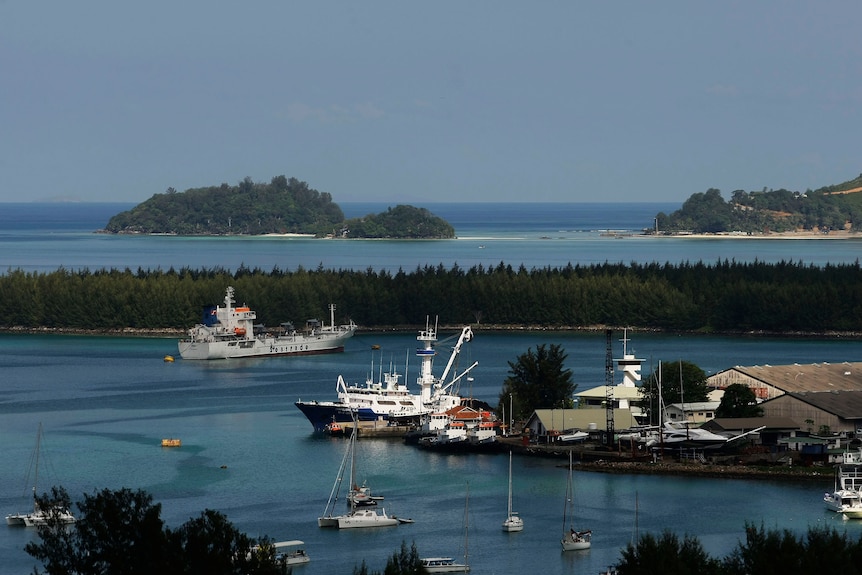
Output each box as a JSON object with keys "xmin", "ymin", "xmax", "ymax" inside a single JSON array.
[
  {"xmin": 178, "ymin": 333, "xmax": 350, "ymax": 360},
  {"xmin": 295, "ymin": 324, "xmax": 474, "ymax": 432},
  {"xmin": 294, "ymin": 401, "xmax": 387, "ymax": 432}
]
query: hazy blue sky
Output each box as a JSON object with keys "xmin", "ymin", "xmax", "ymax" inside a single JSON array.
[{"xmin": 2, "ymin": 2, "xmax": 860, "ymax": 204}]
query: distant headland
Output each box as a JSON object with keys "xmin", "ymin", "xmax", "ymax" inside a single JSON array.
[{"xmin": 651, "ymin": 173, "xmax": 862, "ymax": 237}]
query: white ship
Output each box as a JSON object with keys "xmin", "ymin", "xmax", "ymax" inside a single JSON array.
[
  {"xmin": 178, "ymin": 287, "xmax": 356, "ymax": 360},
  {"xmin": 296, "ymin": 320, "xmax": 477, "ymax": 431}
]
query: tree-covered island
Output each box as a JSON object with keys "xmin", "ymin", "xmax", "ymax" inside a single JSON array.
[
  {"xmin": 101, "ymin": 175, "xmax": 455, "ymax": 239},
  {"xmin": 654, "ymin": 173, "xmax": 862, "ymax": 235}
]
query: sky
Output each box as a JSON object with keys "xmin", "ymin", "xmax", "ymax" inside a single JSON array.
[{"xmin": 2, "ymin": 2, "xmax": 861, "ymax": 205}]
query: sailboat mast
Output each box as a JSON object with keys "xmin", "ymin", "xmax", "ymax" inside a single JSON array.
[
  {"xmin": 680, "ymin": 360, "xmax": 689, "ymax": 441},
  {"xmin": 507, "ymin": 451, "xmax": 513, "ymax": 518},
  {"xmin": 509, "ymin": 393, "xmax": 514, "ymax": 437},
  {"xmin": 344, "ymin": 410, "xmax": 359, "ymax": 514},
  {"xmin": 32, "ymin": 423, "xmax": 42, "ymax": 509},
  {"xmin": 562, "ymin": 450, "xmax": 572, "ymax": 534},
  {"xmin": 658, "ymin": 362, "xmax": 665, "ymax": 451},
  {"xmin": 464, "ymin": 482, "xmax": 470, "ymax": 569}
]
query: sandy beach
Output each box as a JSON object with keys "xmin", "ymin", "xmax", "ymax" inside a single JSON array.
[{"xmin": 653, "ymin": 229, "xmax": 861, "ymax": 240}]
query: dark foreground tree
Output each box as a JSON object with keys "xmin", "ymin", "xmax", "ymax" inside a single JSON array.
[
  {"xmin": 722, "ymin": 522, "xmax": 862, "ymax": 575},
  {"xmin": 618, "ymin": 529, "xmax": 722, "ymax": 575},
  {"xmin": 640, "ymin": 360, "xmax": 709, "ymax": 424},
  {"xmin": 498, "ymin": 343, "xmax": 576, "ymax": 421},
  {"xmin": 352, "ymin": 540, "xmax": 424, "ymax": 575},
  {"xmin": 615, "ymin": 522, "xmax": 862, "ymax": 574},
  {"xmin": 26, "ymin": 487, "xmax": 284, "ymax": 575},
  {"xmin": 23, "ymin": 487, "xmax": 79, "ymax": 575},
  {"xmin": 715, "ymin": 383, "xmax": 763, "ymax": 418}
]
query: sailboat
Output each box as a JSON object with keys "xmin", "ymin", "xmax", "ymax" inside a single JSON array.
[
  {"xmin": 6, "ymin": 423, "xmax": 75, "ymax": 527},
  {"xmin": 501, "ymin": 450, "xmax": 523, "ymax": 532},
  {"xmin": 317, "ymin": 428, "xmax": 352, "ymax": 527},
  {"xmin": 560, "ymin": 451, "xmax": 591, "ymax": 551},
  {"xmin": 317, "ymin": 415, "xmax": 399, "ymax": 529},
  {"xmin": 422, "ymin": 484, "xmax": 470, "ymax": 572}
]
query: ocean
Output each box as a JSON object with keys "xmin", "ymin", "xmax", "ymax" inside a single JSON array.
[
  {"xmin": 1, "ymin": 201, "xmax": 861, "ymax": 274},
  {"xmin": 1, "ymin": 202, "xmax": 860, "ymax": 574}
]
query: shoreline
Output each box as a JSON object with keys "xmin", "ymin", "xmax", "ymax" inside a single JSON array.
[
  {"xmin": 648, "ymin": 230, "xmax": 861, "ymax": 240},
  {"xmin": 577, "ymin": 459, "xmax": 831, "ymax": 483},
  {"xmin": 497, "ymin": 437, "xmax": 833, "ymax": 483},
  {"xmin": 1, "ymin": 325, "xmax": 861, "ymax": 339}
]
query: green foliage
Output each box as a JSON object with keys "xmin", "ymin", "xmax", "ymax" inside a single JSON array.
[
  {"xmin": 618, "ymin": 530, "xmax": 722, "ymax": 575},
  {"xmin": 104, "ymin": 176, "xmax": 344, "ymax": 235},
  {"xmin": 102, "ymin": 177, "xmax": 454, "ymax": 238},
  {"xmin": 641, "ymin": 361, "xmax": 709, "ymax": 424},
  {"xmin": 344, "ymin": 205, "xmax": 455, "ymax": 238},
  {"xmin": 617, "ymin": 523, "xmax": 862, "ymax": 575},
  {"xmin": 1, "ymin": 260, "xmax": 861, "ymax": 334},
  {"xmin": 23, "ymin": 487, "xmax": 79, "ymax": 575},
  {"xmin": 352, "ymin": 541, "xmax": 425, "ymax": 575},
  {"xmin": 656, "ymin": 173, "xmax": 862, "ymax": 234},
  {"xmin": 25, "ymin": 487, "xmax": 284, "ymax": 575},
  {"xmin": 722, "ymin": 522, "xmax": 862, "ymax": 575},
  {"xmin": 497, "ymin": 344, "xmax": 576, "ymax": 419},
  {"xmin": 716, "ymin": 383, "xmax": 763, "ymax": 418}
]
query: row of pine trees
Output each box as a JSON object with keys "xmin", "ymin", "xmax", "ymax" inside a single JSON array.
[{"xmin": 0, "ymin": 260, "xmax": 859, "ymax": 332}]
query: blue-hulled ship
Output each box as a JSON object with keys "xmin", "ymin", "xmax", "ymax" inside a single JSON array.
[{"xmin": 295, "ymin": 321, "xmax": 476, "ymax": 431}]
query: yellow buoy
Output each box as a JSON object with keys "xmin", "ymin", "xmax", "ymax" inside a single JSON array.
[{"xmin": 163, "ymin": 355, "xmax": 175, "ymax": 362}]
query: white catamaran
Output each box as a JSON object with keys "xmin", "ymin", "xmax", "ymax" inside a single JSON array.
[
  {"xmin": 318, "ymin": 416, "xmax": 400, "ymax": 530},
  {"xmin": 6, "ymin": 423, "xmax": 76, "ymax": 527}
]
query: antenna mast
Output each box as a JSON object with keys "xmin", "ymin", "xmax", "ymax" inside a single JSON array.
[{"xmin": 605, "ymin": 329, "xmax": 614, "ymax": 446}]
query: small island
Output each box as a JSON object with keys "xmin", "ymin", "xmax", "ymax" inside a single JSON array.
[{"xmin": 100, "ymin": 175, "xmax": 455, "ymax": 239}]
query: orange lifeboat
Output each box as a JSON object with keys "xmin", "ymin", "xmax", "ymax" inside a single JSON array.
[{"xmin": 234, "ymin": 327, "xmax": 246, "ymax": 336}]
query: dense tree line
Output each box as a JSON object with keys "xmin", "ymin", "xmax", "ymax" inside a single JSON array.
[
  {"xmin": 617, "ymin": 522, "xmax": 862, "ymax": 575},
  {"xmin": 655, "ymin": 173, "xmax": 862, "ymax": 234},
  {"xmin": 0, "ymin": 260, "xmax": 861, "ymax": 333}
]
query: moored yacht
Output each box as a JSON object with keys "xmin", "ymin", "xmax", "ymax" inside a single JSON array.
[{"xmin": 825, "ymin": 446, "xmax": 862, "ymax": 518}]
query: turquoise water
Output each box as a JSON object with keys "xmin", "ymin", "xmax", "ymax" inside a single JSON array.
[
  {"xmin": 1, "ymin": 203, "xmax": 861, "ymax": 573},
  {"xmin": 1, "ymin": 331, "xmax": 858, "ymax": 574},
  {"xmin": 1, "ymin": 202, "xmax": 860, "ymax": 274}
]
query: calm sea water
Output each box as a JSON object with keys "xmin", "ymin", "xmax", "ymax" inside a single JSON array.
[
  {"xmin": 2, "ymin": 330, "xmax": 860, "ymax": 574},
  {"xmin": 1, "ymin": 202, "xmax": 860, "ymax": 274},
  {"xmin": 1, "ymin": 203, "xmax": 861, "ymax": 574}
]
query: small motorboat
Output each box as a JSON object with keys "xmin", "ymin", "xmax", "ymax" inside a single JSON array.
[
  {"xmin": 161, "ymin": 438, "xmax": 182, "ymax": 447},
  {"xmin": 324, "ymin": 420, "xmax": 351, "ymax": 437}
]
